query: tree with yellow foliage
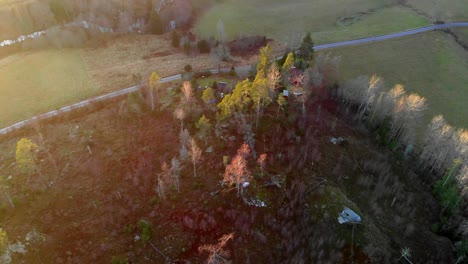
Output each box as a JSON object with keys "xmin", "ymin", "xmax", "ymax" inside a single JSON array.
[
  {"xmin": 149, "ymin": 71, "xmax": 161, "ymax": 111},
  {"xmin": 16, "ymin": 138, "xmax": 37, "ymax": 175}
]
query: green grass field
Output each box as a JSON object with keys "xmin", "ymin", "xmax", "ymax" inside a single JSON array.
[
  {"xmin": 195, "ymin": 0, "xmax": 429, "ymax": 45},
  {"xmin": 325, "ymin": 31, "xmax": 468, "ymax": 128},
  {"xmin": 407, "ymin": 0, "xmax": 468, "ymax": 22},
  {"xmin": 0, "ymin": 49, "xmax": 99, "ymax": 127}
]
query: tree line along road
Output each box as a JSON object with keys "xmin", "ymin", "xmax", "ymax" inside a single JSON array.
[{"xmin": 1, "ymin": 22, "xmax": 467, "ymax": 135}]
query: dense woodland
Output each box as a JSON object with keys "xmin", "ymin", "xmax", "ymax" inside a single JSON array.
[{"xmin": 0, "ymin": 31, "xmax": 466, "ymax": 263}]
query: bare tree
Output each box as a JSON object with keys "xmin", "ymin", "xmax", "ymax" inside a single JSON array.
[
  {"xmin": 182, "ymin": 81, "xmax": 194, "ymax": 106},
  {"xmin": 211, "ymin": 43, "xmax": 230, "ymax": 70},
  {"xmin": 419, "ymin": 115, "xmax": 455, "ymax": 173},
  {"xmin": 171, "ymin": 157, "xmax": 181, "ymax": 192},
  {"xmin": 189, "ymin": 139, "xmax": 202, "ymax": 177},
  {"xmin": 198, "ymin": 233, "xmax": 234, "ymax": 264},
  {"xmin": 224, "ymin": 143, "xmax": 252, "ymax": 196},
  {"xmin": 156, "ymin": 162, "xmax": 171, "ymax": 199},
  {"xmin": 180, "ymin": 128, "xmax": 191, "ymax": 147},
  {"xmin": 398, "ymin": 94, "xmax": 427, "ymax": 145},
  {"xmin": 355, "ymin": 75, "xmax": 384, "ymax": 121},
  {"xmin": 267, "ymin": 63, "xmax": 281, "ymax": 99},
  {"xmin": 174, "ymin": 108, "xmax": 186, "ymax": 131},
  {"xmin": 257, "ymin": 153, "xmax": 267, "ymax": 177}
]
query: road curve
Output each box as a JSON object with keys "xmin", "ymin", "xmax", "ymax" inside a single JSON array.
[{"xmin": 1, "ymin": 22, "xmax": 467, "ymax": 136}]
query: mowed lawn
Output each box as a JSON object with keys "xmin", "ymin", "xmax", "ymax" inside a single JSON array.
[
  {"xmin": 0, "ymin": 49, "xmax": 99, "ymax": 127},
  {"xmin": 325, "ymin": 31, "xmax": 468, "ymax": 128},
  {"xmin": 195, "ymin": 0, "xmax": 429, "ymax": 45}
]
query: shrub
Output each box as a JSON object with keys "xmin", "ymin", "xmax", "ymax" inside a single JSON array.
[
  {"xmin": 197, "ymin": 39, "xmax": 211, "ymax": 53},
  {"xmin": 137, "ymin": 219, "xmax": 153, "ymax": 243},
  {"xmin": 184, "ymin": 64, "xmax": 193, "ymax": 72},
  {"xmin": 228, "ymin": 66, "xmax": 237, "ymax": 77},
  {"xmin": 192, "ymin": 71, "xmax": 212, "ymax": 79}
]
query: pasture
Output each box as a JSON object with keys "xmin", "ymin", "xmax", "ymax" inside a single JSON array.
[
  {"xmin": 326, "ymin": 31, "xmax": 468, "ymax": 128},
  {"xmin": 195, "ymin": 0, "xmax": 429, "ymax": 45},
  {"xmin": 0, "ymin": 49, "xmax": 99, "ymax": 127},
  {"xmin": 406, "ymin": 0, "xmax": 468, "ymax": 22},
  {"xmin": 0, "ymin": 33, "xmax": 258, "ymax": 128}
]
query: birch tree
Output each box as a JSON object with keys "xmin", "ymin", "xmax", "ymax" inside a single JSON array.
[
  {"xmin": 189, "ymin": 139, "xmax": 202, "ymax": 177},
  {"xmin": 252, "ymin": 73, "xmax": 270, "ymax": 129},
  {"xmin": 399, "ymin": 94, "xmax": 427, "ymax": 145},
  {"xmin": 355, "ymin": 75, "xmax": 384, "ymax": 121},
  {"xmin": 181, "ymin": 81, "xmax": 194, "ymax": 106},
  {"xmin": 198, "ymin": 233, "xmax": 234, "ymax": 264},
  {"xmin": 179, "ymin": 129, "xmax": 191, "ymax": 161},
  {"xmin": 224, "ymin": 143, "xmax": 252, "ymax": 196},
  {"xmin": 0, "ymin": 176, "xmax": 14, "ymax": 208},
  {"xmin": 157, "ymin": 162, "xmax": 171, "ymax": 199},
  {"xmin": 267, "ymin": 63, "xmax": 281, "ymax": 99},
  {"xmin": 257, "ymin": 153, "xmax": 267, "ymax": 177},
  {"xmin": 174, "ymin": 108, "xmax": 186, "ymax": 131},
  {"xmin": 419, "ymin": 115, "xmax": 454, "ymax": 173},
  {"xmin": 171, "ymin": 157, "xmax": 181, "ymax": 192},
  {"xmin": 16, "ymin": 138, "xmax": 37, "ymax": 175},
  {"xmin": 149, "ymin": 71, "xmax": 161, "ymax": 111}
]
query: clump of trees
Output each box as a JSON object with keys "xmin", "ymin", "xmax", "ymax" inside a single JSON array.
[{"xmin": 337, "ymin": 72, "xmax": 468, "ymax": 250}]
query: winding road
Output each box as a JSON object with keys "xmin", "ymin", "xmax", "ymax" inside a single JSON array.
[{"xmin": 1, "ymin": 22, "xmax": 467, "ymax": 135}]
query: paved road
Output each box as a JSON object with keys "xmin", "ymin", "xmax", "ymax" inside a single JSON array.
[
  {"xmin": 313, "ymin": 22, "xmax": 468, "ymax": 50},
  {"xmin": 1, "ymin": 22, "xmax": 467, "ymax": 135}
]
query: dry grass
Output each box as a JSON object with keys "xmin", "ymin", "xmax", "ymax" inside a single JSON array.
[
  {"xmin": 0, "ymin": 33, "xmax": 284, "ymax": 128},
  {"xmin": 81, "ymin": 33, "xmax": 285, "ymax": 92}
]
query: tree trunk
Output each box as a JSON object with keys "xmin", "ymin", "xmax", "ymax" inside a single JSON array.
[
  {"xmin": 193, "ymin": 162, "xmax": 197, "ymax": 177},
  {"xmin": 3, "ymin": 192, "xmax": 14, "ymax": 208},
  {"xmin": 256, "ymin": 102, "xmax": 261, "ymax": 129},
  {"xmin": 150, "ymin": 88, "xmax": 155, "ymax": 111}
]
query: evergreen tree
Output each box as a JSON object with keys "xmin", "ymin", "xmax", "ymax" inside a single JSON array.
[{"xmin": 299, "ymin": 32, "xmax": 314, "ymax": 61}]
